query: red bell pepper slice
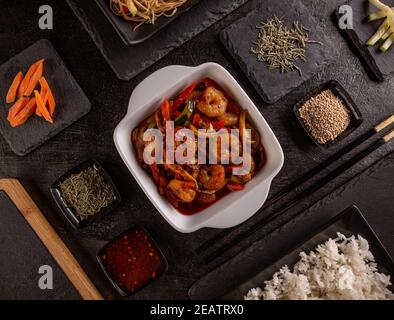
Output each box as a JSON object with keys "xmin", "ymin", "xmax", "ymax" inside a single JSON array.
[
  {"xmin": 170, "ymin": 81, "xmax": 198, "ymax": 112},
  {"xmin": 192, "ymin": 113, "xmax": 203, "ymax": 127},
  {"xmin": 227, "ymin": 181, "xmax": 245, "ymax": 191},
  {"xmin": 227, "ymin": 101, "xmax": 241, "ymax": 115},
  {"xmin": 161, "ymin": 99, "xmax": 171, "ymax": 122},
  {"xmin": 201, "ymin": 116, "xmax": 226, "ymax": 130}
]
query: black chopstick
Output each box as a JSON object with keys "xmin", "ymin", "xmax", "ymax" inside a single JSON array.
[
  {"xmin": 196, "ymin": 115, "xmax": 394, "ymax": 254},
  {"xmin": 203, "ymin": 128, "xmax": 394, "ymax": 264}
]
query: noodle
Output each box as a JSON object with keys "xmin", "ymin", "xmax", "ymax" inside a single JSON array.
[{"xmin": 109, "ymin": 0, "xmax": 188, "ymax": 31}]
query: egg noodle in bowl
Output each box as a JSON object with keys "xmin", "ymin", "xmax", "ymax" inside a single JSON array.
[{"xmin": 110, "ymin": 0, "xmax": 188, "ymax": 30}]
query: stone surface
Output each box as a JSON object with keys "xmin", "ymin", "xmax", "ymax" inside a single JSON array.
[
  {"xmin": 334, "ymin": 0, "xmax": 394, "ymax": 81},
  {"xmin": 0, "ymin": 0, "xmax": 393, "ymax": 300},
  {"xmin": 0, "ymin": 39, "xmax": 91, "ymax": 156},
  {"xmin": 221, "ymin": 0, "xmax": 339, "ymax": 104},
  {"xmin": 67, "ymin": 0, "xmax": 249, "ymax": 80}
]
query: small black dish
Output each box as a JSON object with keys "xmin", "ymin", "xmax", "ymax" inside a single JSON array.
[
  {"xmin": 293, "ymin": 80, "xmax": 363, "ymax": 149},
  {"xmin": 94, "ymin": 0, "xmax": 201, "ymax": 45},
  {"xmin": 97, "ymin": 226, "xmax": 168, "ymax": 297},
  {"xmin": 50, "ymin": 159, "xmax": 121, "ymax": 229}
]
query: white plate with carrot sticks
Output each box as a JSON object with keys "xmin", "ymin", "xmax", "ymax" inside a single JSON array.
[{"xmin": 0, "ymin": 39, "xmax": 91, "ymax": 156}]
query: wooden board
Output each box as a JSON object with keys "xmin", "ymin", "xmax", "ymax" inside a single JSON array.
[
  {"xmin": 0, "ymin": 39, "xmax": 91, "ymax": 156},
  {"xmin": 0, "ymin": 179, "xmax": 103, "ymax": 300}
]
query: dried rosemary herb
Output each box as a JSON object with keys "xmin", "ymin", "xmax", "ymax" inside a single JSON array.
[
  {"xmin": 59, "ymin": 166, "xmax": 116, "ymax": 221},
  {"xmin": 251, "ymin": 16, "xmax": 321, "ymax": 76}
]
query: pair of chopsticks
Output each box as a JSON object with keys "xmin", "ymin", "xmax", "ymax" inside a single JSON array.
[{"xmin": 197, "ymin": 115, "xmax": 394, "ymax": 263}]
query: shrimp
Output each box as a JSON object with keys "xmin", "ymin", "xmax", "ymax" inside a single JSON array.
[
  {"xmin": 216, "ymin": 112, "xmax": 239, "ymax": 126},
  {"xmin": 166, "ymin": 180, "xmax": 196, "ymax": 203},
  {"xmin": 197, "ymin": 87, "xmax": 228, "ymax": 117},
  {"xmin": 197, "ymin": 193, "xmax": 217, "ymax": 204},
  {"xmin": 198, "ymin": 164, "xmax": 226, "ymax": 190},
  {"xmin": 215, "ymin": 131, "xmax": 242, "ymax": 164}
]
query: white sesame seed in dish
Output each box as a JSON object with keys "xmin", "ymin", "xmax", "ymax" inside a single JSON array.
[{"xmin": 298, "ymin": 89, "xmax": 350, "ymax": 145}]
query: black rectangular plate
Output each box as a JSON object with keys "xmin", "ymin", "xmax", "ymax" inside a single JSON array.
[
  {"xmin": 189, "ymin": 152, "xmax": 394, "ymax": 300},
  {"xmin": 333, "ymin": 0, "xmax": 394, "ymax": 82},
  {"xmin": 222, "ymin": 206, "xmax": 394, "ymax": 299},
  {"xmin": 0, "ymin": 191, "xmax": 79, "ymax": 299},
  {"xmin": 220, "ymin": 0, "xmax": 339, "ymax": 104},
  {"xmin": 66, "ymin": 0, "xmax": 249, "ymax": 80},
  {"xmin": 94, "ymin": 0, "xmax": 201, "ymax": 45},
  {"xmin": 0, "ymin": 39, "xmax": 91, "ymax": 156},
  {"xmin": 293, "ymin": 80, "xmax": 364, "ymax": 149}
]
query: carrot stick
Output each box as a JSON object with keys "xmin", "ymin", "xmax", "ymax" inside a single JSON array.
[
  {"xmin": 36, "ymin": 84, "xmax": 47, "ymax": 117},
  {"xmin": 39, "ymin": 77, "xmax": 56, "ymax": 116},
  {"xmin": 23, "ymin": 60, "xmax": 44, "ymax": 97},
  {"xmin": 6, "ymin": 72, "xmax": 24, "ymax": 104},
  {"xmin": 10, "ymin": 97, "xmax": 36, "ymax": 128},
  {"xmin": 7, "ymin": 97, "xmax": 29, "ymax": 122},
  {"xmin": 34, "ymin": 90, "xmax": 53, "ymax": 123},
  {"xmin": 18, "ymin": 59, "xmax": 44, "ymax": 97}
]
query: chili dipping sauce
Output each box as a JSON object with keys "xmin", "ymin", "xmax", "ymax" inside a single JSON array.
[{"xmin": 98, "ymin": 226, "xmax": 167, "ymax": 296}]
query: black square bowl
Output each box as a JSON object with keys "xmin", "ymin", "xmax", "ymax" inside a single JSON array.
[
  {"xmin": 294, "ymin": 80, "xmax": 363, "ymax": 148},
  {"xmin": 50, "ymin": 159, "xmax": 121, "ymax": 229},
  {"xmin": 94, "ymin": 0, "xmax": 201, "ymax": 45},
  {"xmin": 97, "ymin": 226, "xmax": 168, "ymax": 297}
]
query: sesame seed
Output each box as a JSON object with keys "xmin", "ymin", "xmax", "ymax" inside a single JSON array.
[{"xmin": 299, "ymin": 89, "xmax": 350, "ymax": 145}]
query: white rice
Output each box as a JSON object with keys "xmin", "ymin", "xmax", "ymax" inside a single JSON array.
[{"xmin": 244, "ymin": 233, "xmax": 394, "ymax": 300}]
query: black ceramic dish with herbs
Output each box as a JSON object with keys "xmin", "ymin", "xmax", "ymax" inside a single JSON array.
[
  {"xmin": 293, "ymin": 80, "xmax": 364, "ymax": 149},
  {"xmin": 50, "ymin": 159, "xmax": 121, "ymax": 229}
]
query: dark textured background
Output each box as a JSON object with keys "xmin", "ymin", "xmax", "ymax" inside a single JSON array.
[{"xmin": 0, "ymin": 0, "xmax": 393, "ymax": 300}]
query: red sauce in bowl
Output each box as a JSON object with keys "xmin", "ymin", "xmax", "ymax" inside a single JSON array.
[{"xmin": 98, "ymin": 226, "xmax": 167, "ymax": 296}]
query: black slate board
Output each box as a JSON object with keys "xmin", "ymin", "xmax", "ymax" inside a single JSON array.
[
  {"xmin": 220, "ymin": 0, "xmax": 339, "ymax": 104},
  {"xmin": 0, "ymin": 39, "xmax": 91, "ymax": 156},
  {"xmin": 94, "ymin": 0, "xmax": 201, "ymax": 45},
  {"xmin": 333, "ymin": 0, "xmax": 394, "ymax": 82},
  {"xmin": 222, "ymin": 206, "xmax": 394, "ymax": 299},
  {"xmin": 0, "ymin": 191, "xmax": 79, "ymax": 300},
  {"xmin": 66, "ymin": 0, "xmax": 249, "ymax": 80},
  {"xmin": 189, "ymin": 152, "xmax": 394, "ymax": 299}
]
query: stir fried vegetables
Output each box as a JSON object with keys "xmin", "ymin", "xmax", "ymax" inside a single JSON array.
[
  {"xmin": 367, "ymin": 0, "xmax": 394, "ymax": 52},
  {"xmin": 131, "ymin": 79, "xmax": 266, "ymax": 215}
]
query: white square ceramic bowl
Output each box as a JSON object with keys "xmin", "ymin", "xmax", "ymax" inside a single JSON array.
[{"xmin": 114, "ymin": 63, "xmax": 284, "ymax": 233}]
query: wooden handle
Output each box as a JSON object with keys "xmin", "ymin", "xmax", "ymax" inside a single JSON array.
[
  {"xmin": 375, "ymin": 115, "xmax": 394, "ymax": 132},
  {"xmin": 0, "ymin": 179, "xmax": 103, "ymax": 300},
  {"xmin": 383, "ymin": 128, "xmax": 394, "ymax": 143}
]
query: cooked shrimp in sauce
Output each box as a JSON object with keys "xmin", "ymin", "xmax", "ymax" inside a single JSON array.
[{"xmin": 132, "ymin": 78, "xmax": 266, "ymax": 215}]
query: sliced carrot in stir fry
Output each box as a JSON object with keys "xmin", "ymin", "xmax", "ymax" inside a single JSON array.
[
  {"xmin": 6, "ymin": 72, "xmax": 23, "ymax": 104},
  {"xmin": 170, "ymin": 81, "xmax": 198, "ymax": 113},
  {"xmin": 161, "ymin": 99, "xmax": 171, "ymax": 121}
]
